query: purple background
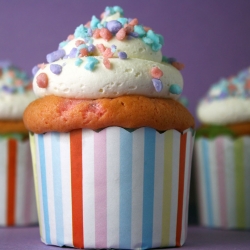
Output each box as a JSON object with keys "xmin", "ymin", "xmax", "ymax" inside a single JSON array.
[{"xmin": 1, "ymin": 0, "xmax": 250, "ymax": 121}]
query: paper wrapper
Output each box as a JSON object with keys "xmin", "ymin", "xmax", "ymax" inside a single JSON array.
[
  {"xmin": 0, "ymin": 138, "xmax": 38, "ymax": 226},
  {"xmin": 30, "ymin": 127, "xmax": 194, "ymax": 249},
  {"xmin": 194, "ymin": 136, "xmax": 250, "ymax": 229}
]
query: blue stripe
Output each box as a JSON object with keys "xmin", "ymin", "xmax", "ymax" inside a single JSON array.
[
  {"xmin": 202, "ymin": 139, "xmax": 213, "ymax": 226},
  {"xmin": 38, "ymin": 134, "xmax": 51, "ymax": 244},
  {"xmin": 51, "ymin": 133, "xmax": 64, "ymax": 246},
  {"xmin": 142, "ymin": 128, "xmax": 155, "ymax": 249},
  {"xmin": 119, "ymin": 129, "xmax": 133, "ymax": 248}
]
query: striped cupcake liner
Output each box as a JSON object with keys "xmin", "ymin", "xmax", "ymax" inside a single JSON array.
[
  {"xmin": 30, "ymin": 127, "xmax": 194, "ymax": 249},
  {"xmin": 194, "ymin": 136, "xmax": 250, "ymax": 229},
  {"xmin": 0, "ymin": 138, "xmax": 38, "ymax": 226}
]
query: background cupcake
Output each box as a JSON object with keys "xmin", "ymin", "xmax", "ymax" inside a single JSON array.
[
  {"xmin": 0, "ymin": 61, "xmax": 37, "ymax": 226},
  {"xmin": 194, "ymin": 67, "xmax": 250, "ymax": 229},
  {"xmin": 24, "ymin": 6, "xmax": 195, "ymax": 249}
]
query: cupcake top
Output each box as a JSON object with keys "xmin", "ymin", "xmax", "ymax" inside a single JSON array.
[
  {"xmin": 0, "ymin": 61, "xmax": 35, "ymax": 120},
  {"xmin": 197, "ymin": 67, "xmax": 250, "ymax": 125},
  {"xmin": 32, "ymin": 6, "xmax": 184, "ymax": 101}
]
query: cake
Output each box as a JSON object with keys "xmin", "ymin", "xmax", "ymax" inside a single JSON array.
[
  {"xmin": 194, "ymin": 67, "xmax": 250, "ymax": 229},
  {"xmin": 0, "ymin": 61, "xmax": 37, "ymax": 226},
  {"xmin": 24, "ymin": 6, "xmax": 195, "ymax": 248}
]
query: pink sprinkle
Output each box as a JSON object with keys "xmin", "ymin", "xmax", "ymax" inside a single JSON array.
[
  {"xmin": 75, "ymin": 40, "xmax": 85, "ymax": 47},
  {"xmin": 85, "ymin": 21, "xmax": 91, "ymax": 28},
  {"xmin": 103, "ymin": 58, "xmax": 111, "ymax": 69},
  {"xmin": 124, "ymin": 24, "xmax": 134, "ymax": 34},
  {"xmin": 151, "ymin": 67, "xmax": 163, "ymax": 79},
  {"xmin": 245, "ymin": 80, "xmax": 250, "ymax": 90},
  {"xmin": 100, "ymin": 12, "xmax": 105, "ymax": 19},
  {"xmin": 100, "ymin": 28, "xmax": 113, "ymax": 41},
  {"xmin": 143, "ymin": 26, "xmax": 151, "ymax": 32},
  {"xmin": 93, "ymin": 29, "xmax": 101, "ymax": 39},
  {"xmin": 96, "ymin": 44, "xmax": 106, "ymax": 53},
  {"xmin": 15, "ymin": 79, "xmax": 23, "ymax": 86},
  {"xmin": 103, "ymin": 48, "xmax": 113, "ymax": 58},
  {"xmin": 67, "ymin": 34, "xmax": 75, "ymax": 41},
  {"xmin": 129, "ymin": 18, "xmax": 139, "ymax": 26},
  {"xmin": 38, "ymin": 63, "xmax": 46, "ymax": 69},
  {"xmin": 36, "ymin": 73, "xmax": 48, "ymax": 88},
  {"xmin": 79, "ymin": 48, "xmax": 88, "ymax": 57},
  {"xmin": 116, "ymin": 28, "xmax": 127, "ymax": 40},
  {"xmin": 228, "ymin": 83, "xmax": 237, "ymax": 92},
  {"xmin": 172, "ymin": 62, "xmax": 185, "ymax": 71}
]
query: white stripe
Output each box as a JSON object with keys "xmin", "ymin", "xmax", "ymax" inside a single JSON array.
[
  {"xmin": 243, "ymin": 137, "xmax": 250, "ymax": 228},
  {"xmin": 83, "ymin": 129, "xmax": 95, "ymax": 248},
  {"xmin": 15, "ymin": 141, "xmax": 27, "ymax": 225},
  {"xmin": 35, "ymin": 134, "xmax": 46, "ymax": 241},
  {"xmin": 169, "ymin": 130, "xmax": 180, "ymax": 245},
  {"xmin": 0, "ymin": 140, "xmax": 8, "ymax": 225},
  {"xmin": 43, "ymin": 133, "xmax": 56, "ymax": 244},
  {"xmin": 152, "ymin": 131, "xmax": 164, "ymax": 247},
  {"xmin": 224, "ymin": 137, "xmax": 236, "ymax": 228},
  {"xmin": 60, "ymin": 133, "xmax": 73, "ymax": 246},
  {"xmin": 131, "ymin": 128, "xmax": 144, "ymax": 248},
  {"xmin": 181, "ymin": 131, "xmax": 192, "ymax": 245},
  {"xmin": 106, "ymin": 127, "xmax": 120, "ymax": 248}
]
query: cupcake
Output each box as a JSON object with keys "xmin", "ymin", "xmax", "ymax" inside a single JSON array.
[
  {"xmin": 24, "ymin": 6, "xmax": 195, "ymax": 249},
  {"xmin": 0, "ymin": 61, "xmax": 37, "ymax": 226},
  {"xmin": 195, "ymin": 67, "xmax": 250, "ymax": 229}
]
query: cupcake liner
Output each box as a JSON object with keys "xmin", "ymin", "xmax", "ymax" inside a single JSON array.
[
  {"xmin": 0, "ymin": 138, "xmax": 38, "ymax": 226},
  {"xmin": 30, "ymin": 127, "xmax": 194, "ymax": 249},
  {"xmin": 194, "ymin": 136, "xmax": 250, "ymax": 229}
]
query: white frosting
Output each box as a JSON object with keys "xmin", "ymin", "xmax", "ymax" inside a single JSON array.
[
  {"xmin": 197, "ymin": 98, "xmax": 250, "ymax": 125},
  {"xmin": 0, "ymin": 91, "xmax": 36, "ymax": 120}
]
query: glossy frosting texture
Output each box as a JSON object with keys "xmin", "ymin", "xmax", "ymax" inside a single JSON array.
[{"xmin": 197, "ymin": 68, "xmax": 250, "ymax": 125}]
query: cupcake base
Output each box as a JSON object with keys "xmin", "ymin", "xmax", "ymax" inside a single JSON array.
[{"xmin": 30, "ymin": 127, "xmax": 194, "ymax": 249}]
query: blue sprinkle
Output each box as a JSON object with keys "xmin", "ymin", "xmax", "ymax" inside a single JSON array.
[
  {"xmin": 111, "ymin": 45, "xmax": 117, "ymax": 53},
  {"xmin": 16, "ymin": 86, "xmax": 25, "ymax": 94},
  {"xmin": 169, "ymin": 84, "xmax": 182, "ymax": 95},
  {"xmin": 113, "ymin": 6, "xmax": 124, "ymax": 15},
  {"xmin": 46, "ymin": 49, "xmax": 66, "ymax": 63},
  {"xmin": 32, "ymin": 65, "xmax": 39, "ymax": 76},
  {"xmin": 74, "ymin": 24, "xmax": 88, "ymax": 38},
  {"xmin": 147, "ymin": 30, "xmax": 160, "ymax": 43},
  {"xmin": 105, "ymin": 6, "xmax": 114, "ymax": 16},
  {"xmin": 84, "ymin": 37, "xmax": 93, "ymax": 44},
  {"xmin": 97, "ymin": 23, "xmax": 104, "ymax": 29},
  {"xmin": 142, "ymin": 37, "xmax": 153, "ymax": 45},
  {"xmin": 134, "ymin": 25, "xmax": 146, "ymax": 37},
  {"xmin": 90, "ymin": 16, "xmax": 100, "ymax": 29},
  {"xmin": 152, "ymin": 79, "xmax": 163, "ymax": 92},
  {"xmin": 87, "ymin": 57, "xmax": 99, "ymax": 63},
  {"xmin": 152, "ymin": 43, "xmax": 162, "ymax": 52},
  {"xmin": 69, "ymin": 48, "xmax": 78, "ymax": 58},
  {"xmin": 117, "ymin": 18, "xmax": 128, "ymax": 26},
  {"xmin": 157, "ymin": 34, "xmax": 164, "ymax": 45},
  {"xmin": 75, "ymin": 58, "xmax": 83, "ymax": 66},
  {"xmin": 77, "ymin": 44, "xmax": 87, "ymax": 50},
  {"xmin": 106, "ymin": 20, "xmax": 123, "ymax": 33},
  {"xmin": 50, "ymin": 64, "xmax": 62, "ymax": 75},
  {"xmin": 58, "ymin": 40, "xmax": 69, "ymax": 48},
  {"xmin": 87, "ymin": 44, "xmax": 96, "ymax": 52},
  {"xmin": 118, "ymin": 51, "xmax": 127, "ymax": 59},
  {"xmin": 84, "ymin": 57, "xmax": 99, "ymax": 71}
]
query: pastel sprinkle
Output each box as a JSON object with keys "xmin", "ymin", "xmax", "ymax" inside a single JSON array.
[
  {"xmin": 117, "ymin": 17, "xmax": 128, "ymax": 26},
  {"xmin": 85, "ymin": 57, "xmax": 99, "ymax": 71},
  {"xmin": 50, "ymin": 64, "xmax": 62, "ymax": 75},
  {"xmin": 124, "ymin": 24, "xmax": 134, "ymax": 33},
  {"xmin": 129, "ymin": 32, "xmax": 139, "ymax": 38},
  {"xmin": 152, "ymin": 78, "xmax": 163, "ymax": 92},
  {"xmin": 67, "ymin": 34, "xmax": 75, "ymax": 40},
  {"xmin": 32, "ymin": 65, "xmax": 39, "ymax": 76},
  {"xmin": 2, "ymin": 85, "xmax": 15, "ymax": 93},
  {"xmin": 58, "ymin": 41, "xmax": 69, "ymax": 48},
  {"xmin": 78, "ymin": 48, "xmax": 88, "ymax": 57},
  {"xmin": 129, "ymin": 18, "xmax": 139, "ymax": 26},
  {"xmin": 36, "ymin": 73, "xmax": 48, "ymax": 88},
  {"xmin": 87, "ymin": 44, "xmax": 96, "ymax": 52},
  {"xmin": 75, "ymin": 58, "xmax": 83, "ymax": 66},
  {"xmin": 77, "ymin": 44, "xmax": 87, "ymax": 50},
  {"xmin": 103, "ymin": 48, "xmax": 113, "ymax": 58},
  {"xmin": 169, "ymin": 84, "xmax": 182, "ymax": 95},
  {"xmin": 118, "ymin": 51, "xmax": 127, "ymax": 59},
  {"xmin": 111, "ymin": 45, "xmax": 117, "ymax": 53},
  {"xmin": 150, "ymin": 67, "xmax": 163, "ymax": 79},
  {"xmin": 134, "ymin": 25, "xmax": 146, "ymax": 37},
  {"xmin": 74, "ymin": 24, "xmax": 88, "ymax": 38},
  {"xmin": 106, "ymin": 20, "xmax": 123, "ymax": 33},
  {"xmin": 75, "ymin": 40, "xmax": 85, "ymax": 47},
  {"xmin": 116, "ymin": 28, "xmax": 126, "ymax": 40},
  {"xmin": 87, "ymin": 28, "xmax": 93, "ymax": 37},
  {"xmin": 142, "ymin": 37, "xmax": 153, "ymax": 44},
  {"xmin": 103, "ymin": 58, "xmax": 111, "ymax": 69},
  {"xmin": 90, "ymin": 15, "xmax": 100, "ymax": 29},
  {"xmin": 172, "ymin": 61, "xmax": 185, "ymax": 71},
  {"xmin": 96, "ymin": 44, "xmax": 106, "ymax": 53},
  {"xmin": 93, "ymin": 29, "xmax": 101, "ymax": 38},
  {"xmin": 69, "ymin": 48, "xmax": 78, "ymax": 58},
  {"xmin": 99, "ymin": 28, "xmax": 113, "ymax": 41},
  {"xmin": 46, "ymin": 49, "xmax": 66, "ymax": 63}
]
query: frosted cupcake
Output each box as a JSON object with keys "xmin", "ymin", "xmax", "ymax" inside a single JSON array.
[
  {"xmin": 24, "ymin": 6, "xmax": 195, "ymax": 248},
  {"xmin": 0, "ymin": 61, "xmax": 37, "ymax": 226},
  {"xmin": 195, "ymin": 67, "xmax": 250, "ymax": 229}
]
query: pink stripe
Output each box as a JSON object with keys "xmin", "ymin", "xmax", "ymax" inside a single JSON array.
[
  {"xmin": 216, "ymin": 138, "xmax": 227, "ymax": 228},
  {"xmin": 94, "ymin": 130, "xmax": 107, "ymax": 247}
]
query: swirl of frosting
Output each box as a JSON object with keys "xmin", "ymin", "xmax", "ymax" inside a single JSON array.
[
  {"xmin": 0, "ymin": 61, "xmax": 36, "ymax": 120},
  {"xmin": 32, "ymin": 6, "xmax": 184, "ymax": 101},
  {"xmin": 197, "ymin": 67, "xmax": 250, "ymax": 125}
]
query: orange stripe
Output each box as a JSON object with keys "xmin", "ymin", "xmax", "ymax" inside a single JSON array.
[
  {"xmin": 70, "ymin": 129, "xmax": 84, "ymax": 248},
  {"xmin": 7, "ymin": 139, "xmax": 17, "ymax": 226},
  {"xmin": 176, "ymin": 133, "xmax": 187, "ymax": 246}
]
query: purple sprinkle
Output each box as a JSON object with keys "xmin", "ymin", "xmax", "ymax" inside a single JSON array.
[
  {"xmin": 87, "ymin": 44, "xmax": 96, "ymax": 52},
  {"xmin": 129, "ymin": 32, "xmax": 139, "ymax": 38},
  {"xmin": 32, "ymin": 65, "xmax": 39, "ymax": 76},
  {"xmin": 50, "ymin": 64, "xmax": 62, "ymax": 75},
  {"xmin": 152, "ymin": 78, "xmax": 163, "ymax": 92},
  {"xmin": 2, "ymin": 85, "xmax": 15, "ymax": 93},
  {"xmin": 87, "ymin": 28, "xmax": 93, "ymax": 37},
  {"xmin": 106, "ymin": 20, "xmax": 123, "ymax": 33},
  {"xmin": 46, "ymin": 49, "xmax": 66, "ymax": 63},
  {"xmin": 118, "ymin": 51, "xmax": 127, "ymax": 59},
  {"xmin": 68, "ymin": 48, "xmax": 78, "ymax": 58}
]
